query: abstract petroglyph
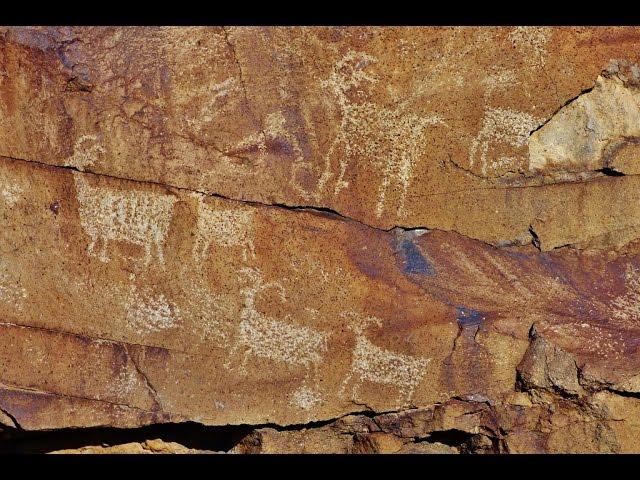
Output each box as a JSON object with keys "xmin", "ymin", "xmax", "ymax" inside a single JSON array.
[
  {"xmin": 290, "ymin": 386, "xmax": 323, "ymax": 411},
  {"xmin": 508, "ymin": 26, "xmax": 550, "ymax": 68},
  {"xmin": 0, "ymin": 260, "xmax": 27, "ymax": 311},
  {"xmin": 125, "ymin": 285, "xmax": 180, "ymax": 334},
  {"xmin": 1, "ymin": 184, "xmax": 22, "ymax": 207},
  {"xmin": 66, "ymin": 135, "xmax": 106, "ymax": 171}
]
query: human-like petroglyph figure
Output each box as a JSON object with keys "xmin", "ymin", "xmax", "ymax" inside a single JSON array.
[
  {"xmin": 226, "ymin": 268, "xmax": 330, "ymax": 375},
  {"xmin": 468, "ymin": 107, "xmax": 543, "ymax": 176},
  {"xmin": 74, "ymin": 173, "xmax": 177, "ymax": 265},
  {"xmin": 339, "ymin": 312, "xmax": 430, "ymax": 406},
  {"xmin": 319, "ymin": 50, "xmax": 444, "ymax": 218},
  {"xmin": 192, "ymin": 194, "xmax": 256, "ymax": 263}
]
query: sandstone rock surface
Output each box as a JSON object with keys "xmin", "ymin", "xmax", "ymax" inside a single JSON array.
[
  {"xmin": 1, "ymin": 26, "xmax": 640, "ymax": 454},
  {"xmin": 50, "ymin": 438, "xmax": 207, "ymax": 454}
]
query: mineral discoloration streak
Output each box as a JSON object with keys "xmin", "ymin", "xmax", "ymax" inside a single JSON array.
[
  {"xmin": 395, "ymin": 229, "xmax": 436, "ymax": 276},
  {"xmin": 456, "ymin": 307, "xmax": 485, "ymax": 328}
]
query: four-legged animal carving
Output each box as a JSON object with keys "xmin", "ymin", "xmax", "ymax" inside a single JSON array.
[
  {"xmin": 339, "ymin": 312, "xmax": 430, "ymax": 406},
  {"xmin": 74, "ymin": 173, "xmax": 177, "ymax": 266},
  {"xmin": 225, "ymin": 268, "xmax": 330, "ymax": 377},
  {"xmin": 192, "ymin": 195, "xmax": 256, "ymax": 263}
]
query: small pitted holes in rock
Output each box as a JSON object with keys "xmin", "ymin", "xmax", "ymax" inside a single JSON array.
[
  {"xmin": 73, "ymin": 173, "xmax": 177, "ymax": 265},
  {"xmin": 49, "ymin": 201, "xmax": 60, "ymax": 215},
  {"xmin": 319, "ymin": 50, "xmax": 445, "ymax": 218},
  {"xmin": 226, "ymin": 268, "xmax": 330, "ymax": 372},
  {"xmin": 339, "ymin": 312, "xmax": 430, "ymax": 406}
]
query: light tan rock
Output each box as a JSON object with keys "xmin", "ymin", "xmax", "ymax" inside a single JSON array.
[
  {"xmin": 50, "ymin": 438, "xmax": 201, "ymax": 454},
  {"xmin": 517, "ymin": 327, "xmax": 585, "ymax": 397}
]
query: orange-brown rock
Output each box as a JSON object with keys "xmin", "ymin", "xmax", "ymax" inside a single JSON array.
[
  {"xmin": 50, "ymin": 438, "xmax": 205, "ymax": 454},
  {"xmin": 2, "ymin": 26, "xmax": 640, "ymax": 454}
]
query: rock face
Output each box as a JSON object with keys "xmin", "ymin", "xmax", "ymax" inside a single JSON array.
[
  {"xmin": 50, "ymin": 439, "xmax": 207, "ymax": 454},
  {"xmin": 2, "ymin": 26, "xmax": 640, "ymax": 453}
]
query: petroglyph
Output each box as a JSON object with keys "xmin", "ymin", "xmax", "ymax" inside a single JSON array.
[
  {"xmin": 192, "ymin": 194, "xmax": 256, "ymax": 263},
  {"xmin": 339, "ymin": 312, "xmax": 430, "ymax": 406},
  {"xmin": 66, "ymin": 135, "xmax": 106, "ymax": 171},
  {"xmin": 469, "ymin": 107, "xmax": 543, "ymax": 176},
  {"xmin": 611, "ymin": 265, "xmax": 640, "ymax": 322},
  {"xmin": 319, "ymin": 50, "xmax": 445, "ymax": 217},
  {"xmin": 225, "ymin": 111, "xmax": 314, "ymax": 200},
  {"xmin": 227, "ymin": 268, "xmax": 330, "ymax": 372},
  {"xmin": 74, "ymin": 173, "xmax": 177, "ymax": 265},
  {"xmin": 508, "ymin": 26, "xmax": 550, "ymax": 68},
  {"xmin": 114, "ymin": 365, "xmax": 139, "ymax": 397},
  {"xmin": 529, "ymin": 72, "xmax": 640, "ymax": 174},
  {"xmin": 125, "ymin": 285, "xmax": 180, "ymax": 334},
  {"xmin": 1, "ymin": 184, "xmax": 22, "ymax": 207},
  {"xmin": 0, "ymin": 260, "xmax": 27, "ymax": 311},
  {"xmin": 481, "ymin": 67, "xmax": 518, "ymax": 101},
  {"xmin": 23, "ymin": 344, "xmax": 47, "ymax": 366},
  {"xmin": 200, "ymin": 77, "xmax": 241, "ymax": 122},
  {"xmin": 290, "ymin": 385, "xmax": 322, "ymax": 411},
  {"xmin": 185, "ymin": 282, "xmax": 233, "ymax": 342}
]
